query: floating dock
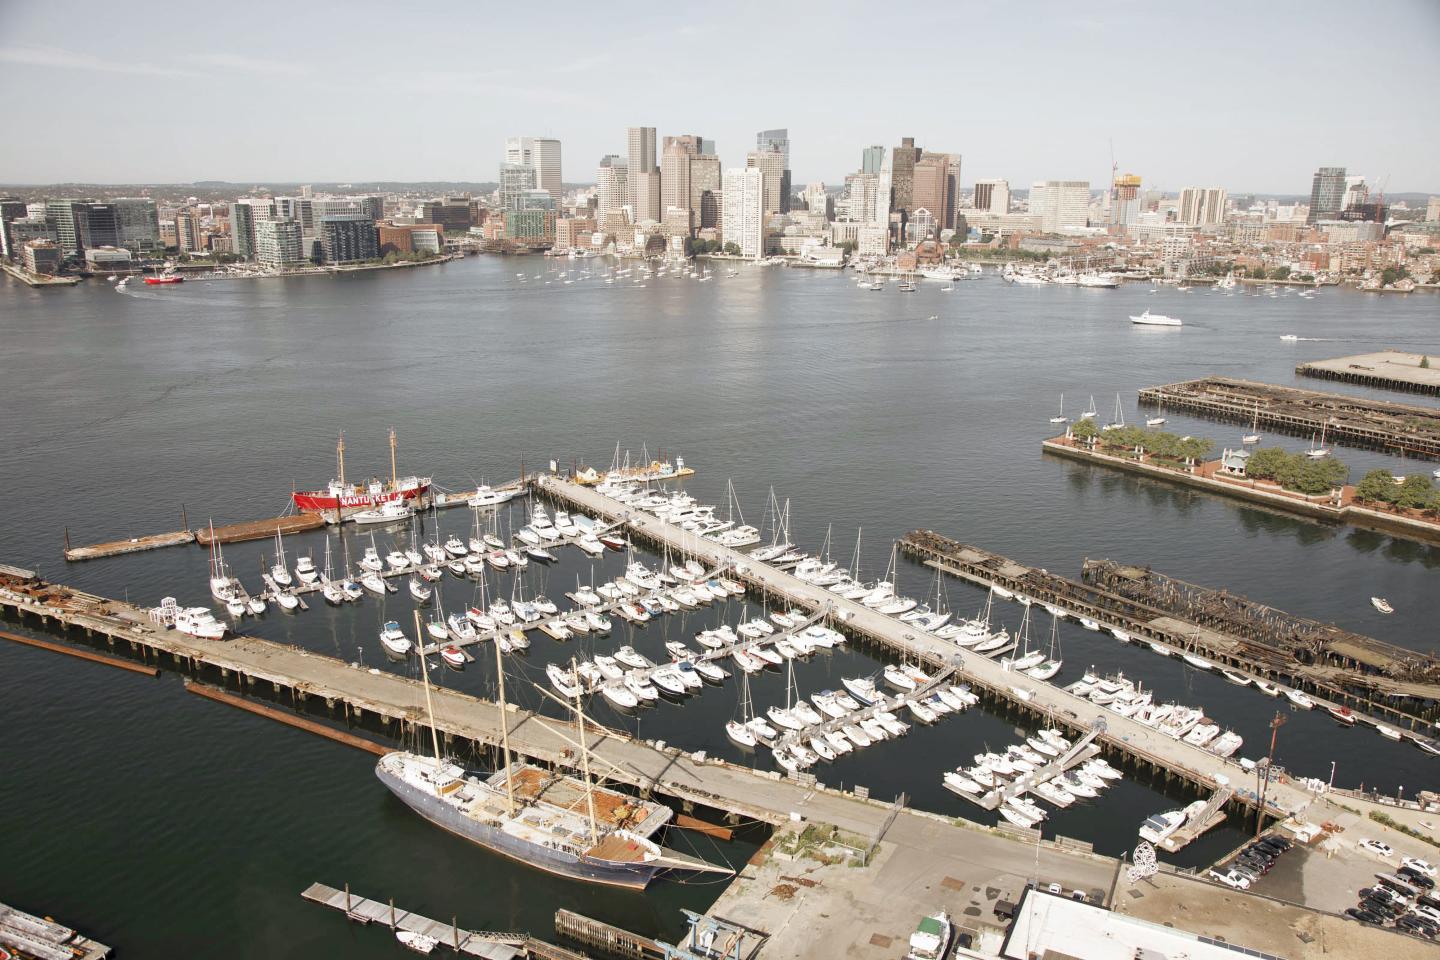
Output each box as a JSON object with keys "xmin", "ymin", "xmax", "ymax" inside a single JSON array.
[
  {"xmin": 0, "ymin": 901, "xmax": 110, "ymax": 960},
  {"xmin": 1137, "ymin": 376, "xmax": 1440, "ymax": 458},
  {"xmin": 63, "ymin": 527, "xmax": 195, "ymax": 561},
  {"xmin": 194, "ymin": 513, "xmax": 327, "ymax": 545},
  {"xmin": 1158, "ymin": 786, "xmax": 1233, "ymax": 853},
  {"xmin": 1297, "ymin": 350, "xmax": 1440, "ymax": 397}
]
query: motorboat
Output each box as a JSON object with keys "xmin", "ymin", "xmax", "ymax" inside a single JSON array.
[
  {"xmin": 1129, "ymin": 309, "xmax": 1182, "ymax": 327},
  {"xmin": 408, "ymin": 578, "xmax": 432, "ymax": 602},
  {"xmin": 1283, "ymin": 688, "xmax": 1314, "ymax": 709},
  {"xmin": 1371, "ymin": 597, "xmax": 1394, "ymax": 614},
  {"xmin": 352, "ymin": 499, "xmax": 415, "ymax": 525},
  {"xmin": 440, "ymin": 646, "xmax": 466, "ymax": 670},
  {"xmin": 1139, "ymin": 801, "xmax": 1205, "ymax": 844},
  {"xmin": 379, "ymin": 621, "xmax": 413, "ymax": 657}
]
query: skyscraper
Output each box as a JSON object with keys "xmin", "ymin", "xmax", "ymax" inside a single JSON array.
[
  {"xmin": 861, "ymin": 145, "xmax": 885, "ymax": 175},
  {"xmin": 690, "ymin": 154, "xmax": 722, "ymax": 230},
  {"xmin": 505, "ymin": 137, "xmax": 534, "ymax": 166},
  {"xmin": 660, "ymin": 142, "xmax": 693, "ymax": 231},
  {"xmin": 626, "ymin": 126, "xmax": 657, "ymax": 215},
  {"xmin": 531, "ymin": 139, "xmax": 563, "ymax": 200},
  {"xmin": 499, "ymin": 163, "xmax": 537, "ymax": 211},
  {"xmin": 890, "ymin": 137, "xmax": 921, "ymax": 212},
  {"xmin": 231, "ymin": 198, "xmax": 275, "ymax": 260},
  {"xmin": 911, "ymin": 155, "xmax": 952, "ymax": 233},
  {"xmin": 1307, "ymin": 166, "xmax": 1346, "ymax": 223},
  {"xmin": 1178, "ymin": 187, "xmax": 1227, "ymax": 227},
  {"xmin": 973, "ymin": 179, "xmax": 1010, "ymax": 215},
  {"xmin": 44, "ymin": 200, "xmax": 82, "ymax": 256},
  {"xmin": 1029, "ymin": 181, "xmax": 1090, "ymax": 232},
  {"xmin": 256, "ymin": 218, "xmax": 305, "ymax": 267},
  {"xmin": 746, "ymin": 150, "xmax": 786, "ymax": 215},
  {"xmin": 1108, "ymin": 173, "xmax": 1141, "ymax": 227},
  {"xmin": 722, "ymin": 167, "xmax": 764, "ymax": 259},
  {"xmin": 596, "ymin": 155, "xmax": 629, "ymax": 223},
  {"xmin": 756, "ymin": 129, "xmax": 791, "ymax": 213}
]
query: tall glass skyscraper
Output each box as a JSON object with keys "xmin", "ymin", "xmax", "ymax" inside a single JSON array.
[{"xmin": 1307, "ymin": 166, "xmax": 1346, "ymax": 224}]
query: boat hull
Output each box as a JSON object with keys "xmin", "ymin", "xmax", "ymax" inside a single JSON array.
[
  {"xmin": 376, "ymin": 763, "xmax": 668, "ymax": 889},
  {"xmin": 293, "ymin": 483, "xmax": 431, "ymax": 519}
]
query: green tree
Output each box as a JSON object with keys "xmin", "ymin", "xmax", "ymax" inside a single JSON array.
[
  {"xmin": 723, "ymin": 242, "xmax": 741, "ymax": 256},
  {"xmin": 1355, "ymin": 468, "xmax": 1399, "ymax": 504},
  {"xmin": 1070, "ymin": 418, "xmax": 1099, "ymax": 442},
  {"xmin": 1291, "ymin": 457, "xmax": 1346, "ymax": 494},
  {"xmin": 1395, "ymin": 474, "xmax": 1436, "ymax": 511},
  {"xmin": 1178, "ymin": 436, "xmax": 1214, "ymax": 464},
  {"xmin": 1244, "ymin": 447, "xmax": 1291, "ymax": 481},
  {"xmin": 1270, "ymin": 265, "xmax": 1291, "ymax": 280},
  {"xmin": 1420, "ymin": 355, "xmax": 1430, "ymax": 369}
]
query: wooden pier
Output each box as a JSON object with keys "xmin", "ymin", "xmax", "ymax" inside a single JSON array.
[
  {"xmin": 553, "ymin": 909, "xmax": 663, "ymax": 959},
  {"xmin": 899, "ymin": 530, "xmax": 1440, "ymax": 733},
  {"xmin": 1296, "ymin": 350, "xmax": 1440, "ymax": 397},
  {"xmin": 194, "ymin": 513, "xmax": 327, "ymax": 545},
  {"xmin": 302, "ymin": 882, "xmax": 560, "ymax": 959},
  {"xmin": 63, "ymin": 527, "xmax": 195, "ymax": 561},
  {"xmin": 1137, "ymin": 376, "xmax": 1440, "ymax": 459},
  {"xmin": 1158, "ymin": 785, "xmax": 1233, "ymax": 853},
  {"xmin": 0, "ymin": 901, "xmax": 110, "ymax": 960}
]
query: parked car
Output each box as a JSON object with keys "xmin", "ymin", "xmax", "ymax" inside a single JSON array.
[
  {"xmin": 1347, "ymin": 907, "xmax": 1383, "ymax": 924},
  {"xmin": 1209, "ymin": 868, "xmax": 1251, "ymax": 890},
  {"xmin": 1398, "ymin": 867, "xmax": 1436, "ymax": 890},
  {"xmin": 1402, "ymin": 857, "xmax": 1437, "ymax": 879},
  {"xmin": 1360, "ymin": 839, "xmax": 1396, "ymax": 858}
]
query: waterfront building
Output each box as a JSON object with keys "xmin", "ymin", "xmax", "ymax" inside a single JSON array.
[
  {"xmin": 843, "ymin": 173, "xmax": 880, "ymax": 223},
  {"xmin": 76, "ymin": 203, "xmax": 119, "ymax": 251},
  {"xmin": 660, "ymin": 143, "xmax": 693, "ymax": 233},
  {"xmin": 274, "ymin": 196, "xmax": 314, "ymax": 232},
  {"xmin": 596, "ymin": 155, "xmax": 629, "ymax": 223},
  {"xmin": 1029, "ymin": 180, "xmax": 1090, "ymax": 232},
  {"xmin": 1178, "ymin": 187, "xmax": 1227, "ymax": 227},
  {"xmin": 84, "ymin": 246, "xmax": 133, "ymax": 272},
  {"xmin": 0, "ymin": 197, "xmax": 28, "ymax": 258},
  {"xmin": 319, "ymin": 215, "xmax": 379, "ymax": 264},
  {"xmin": 499, "ymin": 163, "xmax": 537, "ymax": 212},
  {"xmin": 912, "ymin": 154, "xmax": 954, "ymax": 230},
  {"xmin": 419, "ymin": 197, "xmax": 477, "ymax": 233},
  {"xmin": 113, "ymin": 198, "xmax": 161, "ymax": 253},
  {"xmin": 256, "ymin": 218, "xmax": 305, "ymax": 267},
  {"xmin": 756, "ymin": 128, "xmax": 791, "ymax": 212},
  {"xmin": 4, "ymin": 216, "xmax": 55, "ymax": 257},
  {"xmin": 627, "ymin": 126, "xmax": 657, "ymax": 216},
  {"xmin": 973, "ymin": 178, "xmax": 1011, "ymax": 215},
  {"xmin": 230, "ymin": 198, "xmax": 275, "ymax": 260},
  {"xmin": 44, "ymin": 200, "xmax": 83, "ymax": 256},
  {"xmin": 689, "ymin": 154, "xmax": 722, "ymax": 230},
  {"xmin": 1107, "ymin": 173, "xmax": 1141, "ymax": 228},
  {"xmin": 175, "ymin": 208, "xmax": 203, "ymax": 253},
  {"xmin": 721, "ymin": 167, "xmax": 764, "ymax": 259},
  {"xmin": 1306, "ymin": 166, "xmax": 1346, "ymax": 224},
  {"xmin": 554, "ymin": 216, "xmax": 596, "ymax": 251},
  {"xmin": 861, "ymin": 144, "xmax": 885, "ymax": 175},
  {"xmin": 504, "ymin": 209, "xmax": 554, "ymax": 245},
  {"xmin": 633, "ymin": 170, "xmax": 661, "ymax": 224},
  {"xmin": 22, "ymin": 239, "xmax": 62, "ymax": 274},
  {"xmin": 746, "ymin": 149, "xmax": 786, "ymax": 215}
]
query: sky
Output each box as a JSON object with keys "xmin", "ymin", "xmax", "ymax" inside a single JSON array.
[{"xmin": 2, "ymin": 0, "xmax": 1438, "ymax": 194}]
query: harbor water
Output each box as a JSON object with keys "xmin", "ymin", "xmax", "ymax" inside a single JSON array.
[{"xmin": 2, "ymin": 259, "xmax": 1437, "ymax": 957}]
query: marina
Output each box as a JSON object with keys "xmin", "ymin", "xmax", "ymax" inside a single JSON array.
[
  {"xmin": 1136, "ymin": 376, "xmax": 1440, "ymax": 459},
  {"xmin": 0, "ymin": 902, "xmax": 110, "ymax": 960}
]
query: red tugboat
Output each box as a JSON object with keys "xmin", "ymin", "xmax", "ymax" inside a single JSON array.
[
  {"xmin": 292, "ymin": 430, "xmax": 432, "ymax": 522},
  {"xmin": 143, "ymin": 274, "xmax": 184, "ymax": 284}
]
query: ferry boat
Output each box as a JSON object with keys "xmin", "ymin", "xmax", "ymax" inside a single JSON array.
[
  {"xmin": 1129, "ymin": 309, "xmax": 1182, "ymax": 327},
  {"xmin": 292, "ymin": 431, "xmax": 431, "ymax": 519},
  {"xmin": 377, "ymin": 630, "xmax": 731, "ymax": 889},
  {"xmin": 143, "ymin": 274, "xmax": 185, "ymax": 285}
]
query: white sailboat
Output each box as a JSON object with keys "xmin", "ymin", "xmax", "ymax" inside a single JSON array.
[
  {"xmin": 1082, "ymin": 395, "xmax": 1098, "ymax": 420},
  {"xmin": 1146, "ymin": 397, "xmax": 1166, "ymax": 427},
  {"xmin": 1242, "ymin": 400, "xmax": 1262, "ymax": 445},
  {"xmin": 1027, "ymin": 611, "xmax": 1063, "ymax": 680},
  {"xmin": 270, "ymin": 530, "xmax": 294, "ymax": 587},
  {"xmin": 726, "ymin": 671, "xmax": 761, "ymax": 748},
  {"xmin": 1102, "ymin": 393, "xmax": 1125, "ymax": 432},
  {"xmin": 1306, "ymin": 421, "xmax": 1331, "ymax": 459},
  {"xmin": 1049, "ymin": 394, "xmax": 1068, "ymax": 424}
]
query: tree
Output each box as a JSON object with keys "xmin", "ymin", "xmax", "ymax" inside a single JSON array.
[
  {"xmin": 1178, "ymin": 436, "xmax": 1214, "ymax": 464},
  {"xmin": 1421, "ymin": 355, "xmax": 1430, "ymax": 369},
  {"xmin": 1291, "ymin": 457, "xmax": 1346, "ymax": 495},
  {"xmin": 1395, "ymin": 474, "xmax": 1436, "ymax": 511},
  {"xmin": 1069, "ymin": 418, "xmax": 1099, "ymax": 442},
  {"xmin": 1355, "ymin": 468, "xmax": 1399, "ymax": 504},
  {"xmin": 723, "ymin": 242, "xmax": 741, "ymax": 256},
  {"xmin": 1270, "ymin": 265, "xmax": 1291, "ymax": 281},
  {"xmin": 1244, "ymin": 447, "xmax": 1291, "ymax": 481}
]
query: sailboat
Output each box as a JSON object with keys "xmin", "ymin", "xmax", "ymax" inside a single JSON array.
[
  {"xmin": 1003, "ymin": 608, "xmax": 1045, "ymax": 672},
  {"xmin": 1082, "ymin": 395, "xmax": 1098, "ymax": 420},
  {"xmin": 1242, "ymin": 400, "xmax": 1262, "ymax": 445},
  {"xmin": 207, "ymin": 523, "xmax": 246, "ymax": 616},
  {"xmin": 270, "ymin": 530, "xmax": 294, "ymax": 587},
  {"xmin": 320, "ymin": 538, "xmax": 346, "ymax": 605},
  {"xmin": 1049, "ymin": 394, "xmax": 1068, "ymax": 424},
  {"xmin": 1145, "ymin": 397, "xmax": 1166, "ymax": 427},
  {"xmin": 1027, "ymin": 611, "xmax": 1063, "ymax": 680},
  {"xmin": 726, "ymin": 670, "xmax": 760, "ymax": 748},
  {"xmin": 1306, "ymin": 421, "xmax": 1331, "ymax": 459},
  {"xmin": 375, "ymin": 614, "xmax": 732, "ymax": 888},
  {"xmin": 1102, "ymin": 393, "xmax": 1125, "ymax": 431}
]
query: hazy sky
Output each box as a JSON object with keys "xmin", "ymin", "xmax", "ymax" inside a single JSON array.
[{"xmin": 3, "ymin": 0, "xmax": 1438, "ymax": 193}]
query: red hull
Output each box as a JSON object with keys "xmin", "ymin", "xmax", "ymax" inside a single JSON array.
[
  {"xmin": 144, "ymin": 276, "xmax": 184, "ymax": 284},
  {"xmin": 292, "ymin": 482, "xmax": 430, "ymax": 513}
]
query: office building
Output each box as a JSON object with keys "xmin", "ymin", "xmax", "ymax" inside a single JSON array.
[
  {"xmin": 519, "ymin": 189, "xmax": 555, "ymax": 211},
  {"xmin": 7, "ymin": 217, "xmax": 57, "ymax": 254},
  {"xmin": 746, "ymin": 149, "xmax": 786, "ymax": 215},
  {"xmin": 230, "ymin": 198, "xmax": 275, "ymax": 260},
  {"xmin": 499, "ymin": 163, "xmax": 537, "ymax": 212},
  {"xmin": 721, "ymin": 167, "xmax": 764, "ymax": 259},
  {"xmin": 84, "ymin": 246, "xmax": 133, "ymax": 272},
  {"xmin": 113, "ymin": 198, "xmax": 161, "ymax": 253},
  {"xmin": 504, "ymin": 209, "xmax": 554, "ymax": 244},
  {"xmin": 531, "ymin": 138, "xmax": 562, "ymax": 199},
  {"xmin": 1427, "ymin": 197, "xmax": 1440, "ymax": 222},
  {"xmin": 690, "ymin": 154, "xmax": 722, "ymax": 230},
  {"xmin": 23, "ymin": 240, "xmax": 62, "ymax": 275},
  {"xmin": 596, "ymin": 155, "xmax": 629, "ymax": 223},
  {"xmin": 912, "ymin": 154, "xmax": 954, "ymax": 231},
  {"xmin": 890, "ymin": 137, "xmax": 921, "ymax": 211},
  {"xmin": 256, "ymin": 218, "xmax": 306, "ymax": 267},
  {"xmin": 419, "ymin": 197, "xmax": 477, "ymax": 232},
  {"xmin": 1307, "ymin": 166, "xmax": 1346, "ymax": 224},
  {"xmin": 0, "ymin": 198, "xmax": 30, "ymax": 258},
  {"xmin": 76, "ymin": 203, "xmax": 119, "ymax": 250},
  {"xmin": 44, "ymin": 200, "xmax": 83, "ymax": 256},
  {"xmin": 505, "ymin": 136, "xmax": 533, "ymax": 166},
  {"xmin": 861, "ymin": 145, "xmax": 885, "ymax": 175},
  {"xmin": 1029, "ymin": 180, "xmax": 1090, "ymax": 232},
  {"xmin": 801, "ymin": 182, "xmax": 831, "ymax": 219},
  {"xmin": 973, "ymin": 179, "xmax": 1010, "ymax": 215},
  {"xmin": 174, "ymin": 208, "xmax": 203, "ymax": 253},
  {"xmin": 660, "ymin": 143, "xmax": 693, "ymax": 232},
  {"xmin": 319, "ymin": 216, "xmax": 379, "ymax": 264},
  {"xmin": 1107, "ymin": 173, "xmax": 1141, "ymax": 227},
  {"xmin": 1178, "ymin": 187, "xmax": 1227, "ymax": 227},
  {"xmin": 842, "ymin": 173, "xmax": 879, "ymax": 223},
  {"xmin": 756, "ymin": 128, "xmax": 791, "ymax": 212},
  {"xmin": 624, "ymin": 125, "xmax": 659, "ymax": 215}
]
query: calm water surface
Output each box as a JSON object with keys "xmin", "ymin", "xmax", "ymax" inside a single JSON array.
[{"xmin": 2, "ymin": 259, "xmax": 1437, "ymax": 957}]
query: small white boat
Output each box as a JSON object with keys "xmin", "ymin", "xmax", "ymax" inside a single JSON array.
[
  {"xmin": 397, "ymin": 930, "xmax": 439, "ymax": 954},
  {"xmin": 379, "ymin": 620, "xmax": 412, "ymax": 657},
  {"xmin": 1221, "ymin": 669, "xmax": 1252, "ymax": 686},
  {"xmin": 1283, "ymin": 688, "xmax": 1314, "ymax": 710},
  {"xmin": 1130, "ymin": 309, "xmax": 1182, "ymax": 327},
  {"xmin": 440, "ymin": 646, "xmax": 466, "ymax": 670},
  {"xmin": 1371, "ymin": 597, "xmax": 1394, "ymax": 614},
  {"xmin": 352, "ymin": 499, "xmax": 415, "ymax": 525}
]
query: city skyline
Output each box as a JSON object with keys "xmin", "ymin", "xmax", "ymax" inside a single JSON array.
[{"xmin": 2, "ymin": 1, "xmax": 1438, "ymax": 192}]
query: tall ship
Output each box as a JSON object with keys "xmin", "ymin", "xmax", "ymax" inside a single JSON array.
[
  {"xmin": 377, "ymin": 634, "xmax": 731, "ymax": 889},
  {"xmin": 292, "ymin": 430, "xmax": 431, "ymax": 520}
]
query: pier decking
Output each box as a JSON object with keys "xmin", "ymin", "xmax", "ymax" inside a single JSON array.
[
  {"xmin": 1297, "ymin": 350, "xmax": 1440, "ymax": 397},
  {"xmin": 1137, "ymin": 376, "xmax": 1440, "ymax": 458},
  {"xmin": 302, "ymin": 882, "xmax": 540, "ymax": 959},
  {"xmin": 899, "ymin": 530, "xmax": 1440, "ymax": 733},
  {"xmin": 0, "ymin": 901, "xmax": 110, "ymax": 960}
]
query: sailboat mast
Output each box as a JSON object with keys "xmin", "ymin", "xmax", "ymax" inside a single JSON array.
[
  {"xmin": 337, "ymin": 433, "xmax": 346, "ymax": 487},
  {"xmin": 572, "ymin": 657, "xmax": 599, "ymax": 844},
  {"xmin": 389, "ymin": 428, "xmax": 398, "ymax": 490},
  {"xmin": 413, "ymin": 612, "xmax": 445, "ymax": 769},
  {"xmin": 493, "ymin": 629, "xmax": 517, "ymax": 815}
]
